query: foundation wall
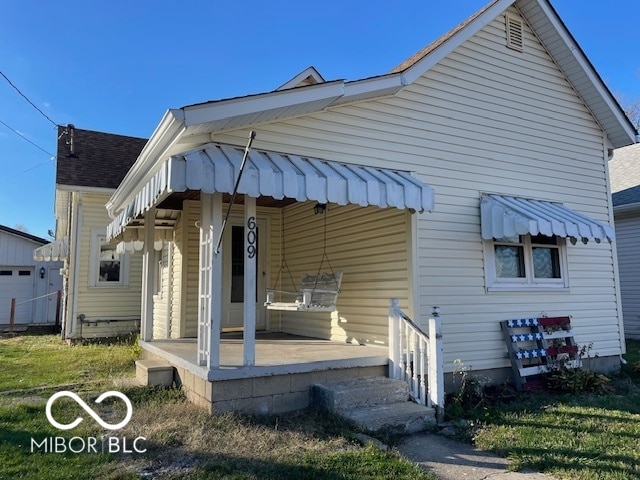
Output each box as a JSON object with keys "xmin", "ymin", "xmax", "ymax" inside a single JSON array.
[{"xmin": 141, "ymin": 349, "xmax": 387, "ymax": 414}]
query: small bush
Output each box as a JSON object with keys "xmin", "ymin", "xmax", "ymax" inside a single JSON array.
[
  {"xmin": 545, "ymin": 367, "xmax": 612, "ymax": 394},
  {"xmin": 544, "ymin": 342, "xmax": 612, "ymax": 394}
]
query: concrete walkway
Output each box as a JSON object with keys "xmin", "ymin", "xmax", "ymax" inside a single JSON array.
[{"xmin": 397, "ymin": 432, "xmax": 556, "ymax": 480}]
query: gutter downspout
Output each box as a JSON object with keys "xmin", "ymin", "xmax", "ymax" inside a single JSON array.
[
  {"xmin": 68, "ymin": 192, "xmax": 82, "ymax": 339},
  {"xmin": 604, "ymin": 135, "xmax": 626, "ymax": 355}
]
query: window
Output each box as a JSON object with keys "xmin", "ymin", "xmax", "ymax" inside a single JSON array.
[
  {"xmin": 484, "ymin": 234, "xmax": 568, "ymax": 291},
  {"xmin": 90, "ymin": 230, "xmax": 129, "ymax": 287},
  {"xmin": 18, "ymin": 270, "xmax": 31, "ymax": 276}
]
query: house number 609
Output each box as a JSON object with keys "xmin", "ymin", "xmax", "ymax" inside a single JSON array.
[{"xmin": 247, "ymin": 216, "xmax": 257, "ymax": 259}]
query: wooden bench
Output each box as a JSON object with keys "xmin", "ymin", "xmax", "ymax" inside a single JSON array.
[{"xmin": 265, "ymin": 271, "xmax": 343, "ymax": 312}]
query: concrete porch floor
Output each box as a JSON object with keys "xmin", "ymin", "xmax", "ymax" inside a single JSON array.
[{"xmin": 140, "ymin": 332, "xmax": 389, "ymax": 382}]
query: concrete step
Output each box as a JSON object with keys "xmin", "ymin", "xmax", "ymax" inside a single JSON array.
[
  {"xmin": 312, "ymin": 376, "xmax": 410, "ymax": 412},
  {"xmin": 136, "ymin": 359, "xmax": 174, "ymax": 387},
  {"xmin": 344, "ymin": 401, "xmax": 436, "ymax": 434},
  {"xmin": 311, "ymin": 376, "xmax": 435, "ymax": 434}
]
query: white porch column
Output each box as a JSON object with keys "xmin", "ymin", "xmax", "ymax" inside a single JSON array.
[
  {"xmin": 197, "ymin": 193, "xmax": 223, "ymax": 368},
  {"xmin": 243, "ymin": 196, "xmax": 257, "ymax": 366},
  {"xmin": 140, "ymin": 207, "xmax": 156, "ymax": 342}
]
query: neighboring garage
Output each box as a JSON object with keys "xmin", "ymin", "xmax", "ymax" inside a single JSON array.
[{"xmin": 0, "ymin": 225, "xmax": 63, "ymax": 326}]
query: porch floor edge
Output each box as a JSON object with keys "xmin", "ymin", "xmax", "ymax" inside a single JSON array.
[{"xmin": 139, "ymin": 339, "xmax": 389, "ymax": 381}]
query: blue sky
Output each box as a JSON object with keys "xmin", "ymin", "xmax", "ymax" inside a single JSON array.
[{"xmin": 1, "ymin": 1, "xmax": 638, "ymax": 239}]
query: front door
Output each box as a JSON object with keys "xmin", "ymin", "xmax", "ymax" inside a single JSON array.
[{"xmin": 221, "ymin": 218, "xmax": 267, "ymax": 330}]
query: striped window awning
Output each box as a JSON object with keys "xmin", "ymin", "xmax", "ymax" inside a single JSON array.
[
  {"xmin": 33, "ymin": 236, "xmax": 68, "ymax": 262},
  {"xmin": 480, "ymin": 194, "xmax": 614, "ymax": 244},
  {"xmin": 107, "ymin": 143, "xmax": 435, "ymax": 240}
]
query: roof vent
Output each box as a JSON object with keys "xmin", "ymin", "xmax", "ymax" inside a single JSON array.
[{"xmin": 505, "ymin": 14, "xmax": 524, "ymax": 52}]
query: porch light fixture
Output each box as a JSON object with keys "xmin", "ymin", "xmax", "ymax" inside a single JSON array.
[
  {"xmin": 313, "ymin": 203, "xmax": 326, "ymax": 215},
  {"xmin": 39, "ymin": 267, "xmax": 46, "ymax": 279}
]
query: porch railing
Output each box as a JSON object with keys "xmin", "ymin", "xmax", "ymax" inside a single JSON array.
[{"xmin": 388, "ymin": 298, "xmax": 444, "ymax": 422}]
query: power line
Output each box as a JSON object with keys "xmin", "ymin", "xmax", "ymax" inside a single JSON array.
[
  {"xmin": 0, "ymin": 70, "xmax": 58, "ymax": 127},
  {"xmin": 0, "ymin": 118, "xmax": 55, "ymax": 157},
  {"xmin": 13, "ymin": 157, "xmax": 56, "ymax": 178}
]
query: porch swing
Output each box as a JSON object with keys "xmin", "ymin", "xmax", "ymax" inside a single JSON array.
[{"xmin": 265, "ymin": 203, "xmax": 343, "ymax": 312}]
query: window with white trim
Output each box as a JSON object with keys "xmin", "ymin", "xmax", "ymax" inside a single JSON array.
[
  {"xmin": 89, "ymin": 230, "xmax": 129, "ymax": 287},
  {"xmin": 484, "ymin": 234, "xmax": 568, "ymax": 291}
]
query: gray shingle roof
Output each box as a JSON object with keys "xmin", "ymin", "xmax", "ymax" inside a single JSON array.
[
  {"xmin": 56, "ymin": 126, "xmax": 147, "ymax": 189},
  {"xmin": 609, "ymin": 143, "xmax": 640, "ymax": 196},
  {"xmin": 613, "ymin": 185, "xmax": 640, "ymax": 207}
]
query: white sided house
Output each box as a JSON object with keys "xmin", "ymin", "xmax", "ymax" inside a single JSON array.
[
  {"xmin": 106, "ymin": 0, "xmax": 636, "ymax": 414},
  {"xmin": 35, "ymin": 127, "xmax": 147, "ymax": 340},
  {"xmin": 609, "ymin": 144, "xmax": 640, "ymax": 340},
  {"xmin": 0, "ymin": 225, "xmax": 62, "ymax": 328}
]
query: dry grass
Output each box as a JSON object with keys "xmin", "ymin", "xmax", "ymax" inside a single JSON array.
[
  {"xmin": 114, "ymin": 391, "xmax": 409, "ymax": 478},
  {"xmin": 0, "ymin": 335, "xmax": 434, "ymax": 479}
]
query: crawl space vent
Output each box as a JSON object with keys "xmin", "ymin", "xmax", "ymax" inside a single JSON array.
[{"xmin": 505, "ymin": 14, "xmax": 524, "ymax": 51}]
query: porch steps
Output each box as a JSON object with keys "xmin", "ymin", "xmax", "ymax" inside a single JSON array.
[{"xmin": 311, "ymin": 376, "xmax": 436, "ymax": 434}]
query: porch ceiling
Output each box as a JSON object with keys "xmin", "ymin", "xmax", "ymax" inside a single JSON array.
[{"xmin": 107, "ymin": 142, "xmax": 435, "ymax": 241}]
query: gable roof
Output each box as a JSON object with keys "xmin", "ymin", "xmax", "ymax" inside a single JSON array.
[
  {"xmin": 390, "ymin": 0, "xmax": 500, "ymax": 74},
  {"xmin": 107, "ymin": 0, "xmax": 637, "ymax": 217},
  {"xmin": 0, "ymin": 224, "xmax": 48, "ymax": 245},
  {"xmin": 56, "ymin": 125, "xmax": 148, "ymax": 190},
  {"xmin": 277, "ymin": 66, "xmax": 326, "ymax": 91}
]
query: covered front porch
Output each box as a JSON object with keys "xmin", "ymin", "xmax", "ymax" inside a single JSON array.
[
  {"xmin": 139, "ymin": 332, "xmax": 389, "ymax": 414},
  {"xmin": 107, "ymin": 135, "xmax": 441, "ymax": 413}
]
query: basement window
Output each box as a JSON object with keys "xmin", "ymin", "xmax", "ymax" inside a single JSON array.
[{"xmin": 505, "ymin": 14, "xmax": 524, "ymax": 51}]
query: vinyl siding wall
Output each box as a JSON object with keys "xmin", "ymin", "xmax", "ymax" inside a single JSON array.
[
  {"xmin": 272, "ymin": 202, "xmax": 410, "ymax": 344},
  {"xmin": 210, "ymin": 6, "xmax": 621, "ymax": 372},
  {"xmin": 74, "ymin": 193, "xmax": 143, "ymax": 338},
  {"xmin": 152, "ymin": 243, "xmax": 172, "ymax": 339},
  {"xmin": 614, "ymin": 211, "xmax": 640, "ymax": 339},
  {"xmin": 170, "ymin": 211, "xmax": 186, "ymax": 338}
]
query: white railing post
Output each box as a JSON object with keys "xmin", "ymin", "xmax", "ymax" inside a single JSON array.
[
  {"xmin": 429, "ymin": 306, "xmax": 445, "ymax": 423},
  {"xmin": 388, "ymin": 298, "xmax": 401, "ymax": 379}
]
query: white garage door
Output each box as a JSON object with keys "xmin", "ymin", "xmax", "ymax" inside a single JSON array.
[{"xmin": 0, "ymin": 267, "xmax": 35, "ymax": 324}]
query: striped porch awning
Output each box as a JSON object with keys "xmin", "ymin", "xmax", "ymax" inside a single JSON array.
[
  {"xmin": 33, "ymin": 237, "xmax": 68, "ymax": 262},
  {"xmin": 107, "ymin": 143, "xmax": 435, "ymax": 240},
  {"xmin": 481, "ymin": 194, "xmax": 614, "ymax": 244}
]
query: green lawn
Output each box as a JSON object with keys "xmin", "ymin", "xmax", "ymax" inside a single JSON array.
[
  {"xmin": 0, "ymin": 334, "xmax": 435, "ymax": 480},
  {"xmin": 0, "ymin": 334, "xmax": 138, "ymax": 391},
  {"xmin": 468, "ymin": 340, "xmax": 640, "ymax": 480}
]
